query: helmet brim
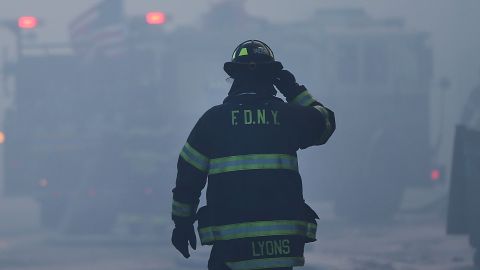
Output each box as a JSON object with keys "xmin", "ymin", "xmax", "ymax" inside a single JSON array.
[{"xmin": 224, "ymin": 61, "xmax": 283, "ymax": 78}]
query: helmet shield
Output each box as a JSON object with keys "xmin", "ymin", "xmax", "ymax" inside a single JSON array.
[{"xmin": 231, "ymin": 40, "xmax": 275, "ymax": 63}]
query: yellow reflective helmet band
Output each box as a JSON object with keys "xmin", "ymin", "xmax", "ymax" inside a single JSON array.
[{"xmin": 239, "ymin": 47, "xmax": 248, "ymax": 56}]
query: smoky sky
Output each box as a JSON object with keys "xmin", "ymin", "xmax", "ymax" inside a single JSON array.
[{"xmin": 1, "ymin": 0, "xmax": 480, "ymax": 165}]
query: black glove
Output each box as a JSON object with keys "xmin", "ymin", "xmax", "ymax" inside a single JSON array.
[
  {"xmin": 171, "ymin": 223, "xmax": 197, "ymax": 258},
  {"xmin": 273, "ymin": 70, "xmax": 302, "ymax": 100}
]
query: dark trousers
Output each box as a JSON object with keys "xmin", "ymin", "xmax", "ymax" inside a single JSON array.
[{"xmin": 208, "ymin": 244, "xmax": 293, "ymax": 270}]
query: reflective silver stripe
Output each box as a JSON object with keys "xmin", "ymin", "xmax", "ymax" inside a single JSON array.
[
  {"xmin": 172, "ymin": 200, "xmax": 193, "ymax": 217},
  {"xmin": 180, "ymin": 142, "xmax": 209, "ymax": 172},
  {"xmin": 292, "ymin": 91, "xmax": 316, "ymax": 106},
  {"xmin": 313, "ymin": 105, "xmax": 328, "ymax": 118},
  {"xmin": 314, "ymin": 105, "xmax": 333, "ymax": 142},
  {"xmin": 226, "ymin": 257, "xmax": 305, "ymax": 270},
  {"xmin": 199, "ymin": 220, "xmax": 317, "ymax": 244},
  {"xmin": 208, "ymin": 154, "xmax": 298, "ymax": 175},
  {"xmin": 306, "ymin": 222, "xmax": 317, "ymax": 239}
]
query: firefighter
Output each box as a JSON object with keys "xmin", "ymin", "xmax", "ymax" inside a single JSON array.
[{"xmin": 171, "ymin": 40, "xmax": 335, "ymax": 270}]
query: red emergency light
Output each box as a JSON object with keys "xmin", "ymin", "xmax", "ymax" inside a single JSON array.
[
  {"xmin": 430, "ymin": 169, "xmax": 441, "ymax": 181},
  {"xmin": 18, "ymin": 16, "xmax": 38, "ymax": 29},
  {"xmin": 144, "ymin": 187, "xmax": 153, "ymax": 195},
  {"xmin": 87, "ymin": 188, "xmax": 97, "ymax": 197},
  {"xmin": 145, "ymin": 12, "xmax": 166, "ymax": 25}
]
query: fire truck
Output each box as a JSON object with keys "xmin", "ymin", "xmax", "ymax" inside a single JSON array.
[
  {"xmin": 2, "ymin": 1, "xmax": 441, "ymax": 234},
  {"xmin": 280, "ymin": 9, "xmax": 441, "ymax": 219},
  {"xmin": 3, "ymin": 0, "xmax": 178, "ymax": 233},
  {"xmin": 163, "ymin": 6, "xmax": 442, "ymax": 220}
]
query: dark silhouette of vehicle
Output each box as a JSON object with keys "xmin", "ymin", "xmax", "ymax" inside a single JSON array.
[{"xmin": 448, "ymin": 83, "xmax": 480, "ymax": 268}]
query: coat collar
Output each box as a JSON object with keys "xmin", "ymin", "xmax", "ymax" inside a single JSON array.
[{"xmin": 223, "ymin": 92, "xmax": 284, "ymax": 104}]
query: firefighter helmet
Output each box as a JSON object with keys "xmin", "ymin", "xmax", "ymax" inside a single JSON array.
[{"xmin": 224, "ymin": 40, "xmax": 283, "ymax": 78}]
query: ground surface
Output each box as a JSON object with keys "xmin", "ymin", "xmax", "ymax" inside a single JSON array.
[{"xmin": 0, "ymin": 209, "xmax": 475, "ymax": 270}]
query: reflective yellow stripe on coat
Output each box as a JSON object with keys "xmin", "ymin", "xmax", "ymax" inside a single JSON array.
[
  {"xmin": 180, "ymin": 142, "xmax": 209, "ymax": 172},
  {"xmin": 199, "ymin": 220, "xmax": 317, "ymax": 245},
  {"xmin": 172, "ymin": 200, "xmax": 193, "ymax": 217},
  {"xmin": 226, "ymin": 257, "xmax": 305, "ymax": 270},
  {"xmin": 208, "ymin": 154, "xmax": 298, "ymax": 175}
]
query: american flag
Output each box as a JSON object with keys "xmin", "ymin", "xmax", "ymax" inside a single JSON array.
[{"xmin": 69, "ymin": 0, "xmax": 127, "ymax": 59}]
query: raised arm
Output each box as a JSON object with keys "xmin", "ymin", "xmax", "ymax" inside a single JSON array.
[{"xmin": 274, "ymin": 70, "xmax": 336, "ymax": 149}]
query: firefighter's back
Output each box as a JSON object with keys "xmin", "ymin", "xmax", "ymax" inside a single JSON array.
[{"xmin": 204, "ymin": 94, "xmax": 308, "ymax": 224}]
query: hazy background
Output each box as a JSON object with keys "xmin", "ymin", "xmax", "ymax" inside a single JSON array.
[
  {"xmin": 1, "ymin": 0, "xmax": 480, "ymax": 162},
  {"xmin": 1, "ymin": 1, "xmax": 480, "ymax": 269}
]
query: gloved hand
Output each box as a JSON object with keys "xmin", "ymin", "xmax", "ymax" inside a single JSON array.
[
  {"xmin": 172, "ymin": 223, "xmax": 197, "ymax": 258},
  {"xmin": 273, "ymin": 69, "xmax": 300, "ymax": 99}
]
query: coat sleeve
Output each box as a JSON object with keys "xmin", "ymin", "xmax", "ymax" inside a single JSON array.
[
  {"xmin": 287, "ymin": 86, "xmax": 336, "ymax": 149},
  {"xmin": 171, "ymin": 113, "xmax": 211, "ymax": 225}
]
